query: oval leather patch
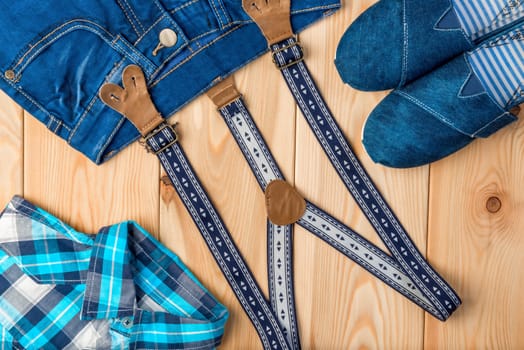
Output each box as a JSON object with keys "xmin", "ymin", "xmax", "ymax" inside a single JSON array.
[{"xmin": 265, "ymin": 180, "xmax": 306, "ymax": 226}]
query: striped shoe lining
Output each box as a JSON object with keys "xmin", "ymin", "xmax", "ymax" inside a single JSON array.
[
  {"xmin": 468, "ymin": 28, "xmax": 524, "ymax": 108},
  {"xmin": 452, "ymin": 0, "xmax": 524, "ymax": 40}
]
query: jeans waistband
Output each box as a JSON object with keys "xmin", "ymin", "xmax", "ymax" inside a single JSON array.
[{"xmin": 0, "ymin": 0, "xmax": 341, "ymax": 164}]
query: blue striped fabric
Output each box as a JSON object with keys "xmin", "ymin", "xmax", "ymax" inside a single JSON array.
[
  {"xmin": 0, "ymin": 196, "xmax": 228, "ymax": 349},
  {"xmin": 468, "ymin": 27, "xmax": 524, "ymax": 108},
  {"xmin": 452, "ymin": 0, "xmax": 524, "ymax": 40}
]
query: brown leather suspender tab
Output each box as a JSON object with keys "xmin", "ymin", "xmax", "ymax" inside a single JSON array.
[
  {"xmin": 265, "ymin": 180, "xmax": 306, "ymax": 226},
  {"xmin": 206, "ymin": 76, "xmax": 242, "ymax": 109},
  {"xmin": 242, "ymin": 0, "xmax": 294, "ymax": 46},
  {"xmin": 99, "ymin": 65, "xmax": 164, "ymax": 137}
]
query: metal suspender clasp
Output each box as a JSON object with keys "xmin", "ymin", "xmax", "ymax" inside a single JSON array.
[
  {"xmin": 271, "ymin": 38, "xmax": 304, "ymax": 70},
  {"xmin": 140, "ymin": 122, "xmax": 179, "ymax": 155}
]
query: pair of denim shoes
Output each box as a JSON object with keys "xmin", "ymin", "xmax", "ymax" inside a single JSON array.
[{"xmin": 335, "ymin": 0, "xmax": 524, "ymax": 168}]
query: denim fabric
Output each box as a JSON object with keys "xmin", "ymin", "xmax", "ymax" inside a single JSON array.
[
  {"xmin": 0, "ymin": 0, "xmax": 340, "ymax": 164},
  {"xmin": 335, "ymin": 0, "xmax": 472, "ymax": 91},
  {"xmin": 362, "ymin": 51, "xmax": 518, "ymax": 168},
  {"xmin": 335, "ymin": 0, "xmax": 524, "ymax": 91}
]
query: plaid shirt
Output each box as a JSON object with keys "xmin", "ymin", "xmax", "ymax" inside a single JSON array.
[{"xmin": 0, "ymin": 196, "xmax": 228, "ymax": 349}]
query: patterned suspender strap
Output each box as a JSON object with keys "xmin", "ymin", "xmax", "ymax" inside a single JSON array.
[
  {"xmin": 145, "ymin": 126, "xmax": 291, "ymax": 350},
  {"xmin": 243, "ymin": 1, "xmax": 461, "ymax": 320},
  {"xmin": 270, "ymin": 37, "xmax": 460, "ymax": 320},
  {"xmin": 99, "ymin": 66, "xmax": 291, "ymax": 350},
  {"xmin": 207, "ymin": 78, "xmax": 301, "ymax": 349},
  {"xmin": 207, "ymin": 78, "xmax": 454, "ymax": 320}
]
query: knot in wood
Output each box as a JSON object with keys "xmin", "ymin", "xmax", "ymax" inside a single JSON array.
[{"xmin": 486, "ymin": 196, "xmax": 502, "ymax": 213}]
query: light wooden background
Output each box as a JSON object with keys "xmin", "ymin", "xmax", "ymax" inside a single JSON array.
[{"xmin": 1, "ymin": 1, "xmax": 524, "ymax": 349}]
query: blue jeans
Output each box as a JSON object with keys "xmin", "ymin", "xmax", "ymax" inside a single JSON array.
[{"xmin": 0, "ymin": 0, "xmax": 340, "ymax": 164}]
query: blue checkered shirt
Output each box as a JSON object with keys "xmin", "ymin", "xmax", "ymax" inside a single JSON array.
[{"xmin": 0, "ymin": 196, "xmax": 228, "ymax": 349}]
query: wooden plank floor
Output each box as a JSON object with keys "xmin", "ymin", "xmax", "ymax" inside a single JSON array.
[{"xmin": 1, "ymin": 1, "xmax": 523, "ymax": 348}]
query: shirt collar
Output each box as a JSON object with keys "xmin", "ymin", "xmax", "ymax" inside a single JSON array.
[
  {"xmin": 80, "ymin": 223, "xmax": 136, "ymax": 320},
  {"xmin": 0, "ymin": 196, "xmax": 136, "ymax": 320}
]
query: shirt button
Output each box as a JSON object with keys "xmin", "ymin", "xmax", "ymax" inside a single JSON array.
[
  {"xmin": 4, "ymin": 70, "xmax": 15, "ymax": 80},
  {"xmin": 159, "ymin": 28, "xmax": 178, "ymax": 48},
  {"xmin": 121, "ymin": 317, "xmax": 133, "ymax": 329}
]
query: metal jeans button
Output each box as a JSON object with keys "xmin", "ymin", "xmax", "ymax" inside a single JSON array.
[
  {"xmin": 152, "ymin": 29, "xmax": 178, "ymax": 56},
  {"xmin": 159, "ymin": 29, "xmax": 178, "ymax": 47},
  {"xmin": 4, "ymin": 70, "xmax": 15, "ymax": 80}
]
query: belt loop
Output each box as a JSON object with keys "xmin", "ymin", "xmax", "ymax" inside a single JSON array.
[{"xmin": 208, "ymin": 0, "xmax": 232, "ymax": 30}]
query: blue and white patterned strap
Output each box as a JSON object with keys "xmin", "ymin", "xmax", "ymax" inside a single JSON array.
[
  {"xmin": 267, "ymin": 222, "xmax": 299, "ymax": 350},
  {"xmin": 271, "ymin": 37, "xmax": 461, "ymax": 319},
  {"xmin": 145, "ymin": 125, "xmax": 291, "ymax": 350},
  {"xmin": 220, "ymin": 99, "xmax": 300, "ymax": 349},
  {"xmin": 218, "ymin": 99, "xmax": 300, "ymax": 349},
  {"xmin": 298, "ymin": 202, "xmax": 439, "ymax": 313},
  {"xmin": 219, "ymin": 98, "xmax": 447, "ymax": 319}
]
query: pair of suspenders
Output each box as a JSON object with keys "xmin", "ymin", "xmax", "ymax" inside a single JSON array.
[{"xmin": 100, "ymin": 2, "xmax": 461, "ymax": 349}]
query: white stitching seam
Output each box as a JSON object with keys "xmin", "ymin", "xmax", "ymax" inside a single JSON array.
[
  {"xmin": 394, "ymin": 89, "xmax": 509, "ymax": 137},
  {"xmin": 216, "ymin": 0, "xmax": 231, "ymax": 26},
  {"xmin": 67, "ymin": 93, "xmax": 100, "ymax": 143},
  {"xmin": 1, "ymin": 76, "xmax": 72, "ymax": 132},
  {"xmin": 116, "ymin": 0, "xmax": 142, "ymax": 37},
  {"xmin": 168, "ymin": 0, "xmax": 199, "ymax": 13},
  {"xmin": 433, "ymin": 4, "xmax": 472, "ymax": 43},
  {"xmin": 121, "ymin": 0, "xmax": 146, "ymax": 33},
  {"xmin": 11, "ymin": 19, "xmax": 113, "ymax": 71},
  {"xmin": 400, "ymin": 0, "xmax": 409, "ymax": 86},
  {"xmin": 16, "ymin": 26, "xmax": 113, "ymax": 74},
  {"xmin": 472, "ymin": 111, "xmax": 515, "ymax": 137},
  {"xmin": 10, "ymin": 3, "xmax": 342, "ymax": 162},
  {"xmin": 132, "ymin": 14, "xmax": 166, "ymax": 46},
  {"xmin": 151, "ymin": 25, "xmax": 242, "ymax": 86},
  {"xmin": 69, "ymin": 57, "xmax": 127, "ymax": 142},
  {"xmin": 209, "ymin": 0, "xmax": 224, "ymax": 29}
]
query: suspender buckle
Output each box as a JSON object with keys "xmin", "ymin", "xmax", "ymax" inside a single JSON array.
[
  {"xmin": 140, "ymin": 122, "xmax": 179, "ymax": 155},
  {"xmin": 271, "ymin": 38, "xmax": 304, "ymax": 70}
]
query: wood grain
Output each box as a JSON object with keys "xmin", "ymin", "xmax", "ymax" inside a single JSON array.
[
  {"xmin": 159, "ymin": 54, "xmax": 297, "ymax": 349},
  {"xmin": 425, "ymin": 109, "xmax": 524, "ymax": 350},
  {"xmin": 0, "ymin": 0, "xmax": 523, "ymax": 349},
  {"xmin": 0, "ymin": 91, "xmax": 23, "ymax": 205},
  {"xmin": 293, "ymin": 1, "xmax": 427, "ymax": 348},
  {"xmin": 23, "ymin": 112, "xmax": 159, "ymax": 236}
]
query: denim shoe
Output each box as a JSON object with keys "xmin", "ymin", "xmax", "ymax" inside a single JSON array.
[
  {"xmin": 362, "ymin": 24, "xmax": 524, "ymax": 168},
  {"xmin": 335, "ymin": 0, "xmax": 524, "ymax": 91}
]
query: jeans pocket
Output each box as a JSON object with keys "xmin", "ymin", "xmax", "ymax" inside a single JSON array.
[{"xmin": 4, "ymin": 18, "xmax": 156, "ymax": 131}]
